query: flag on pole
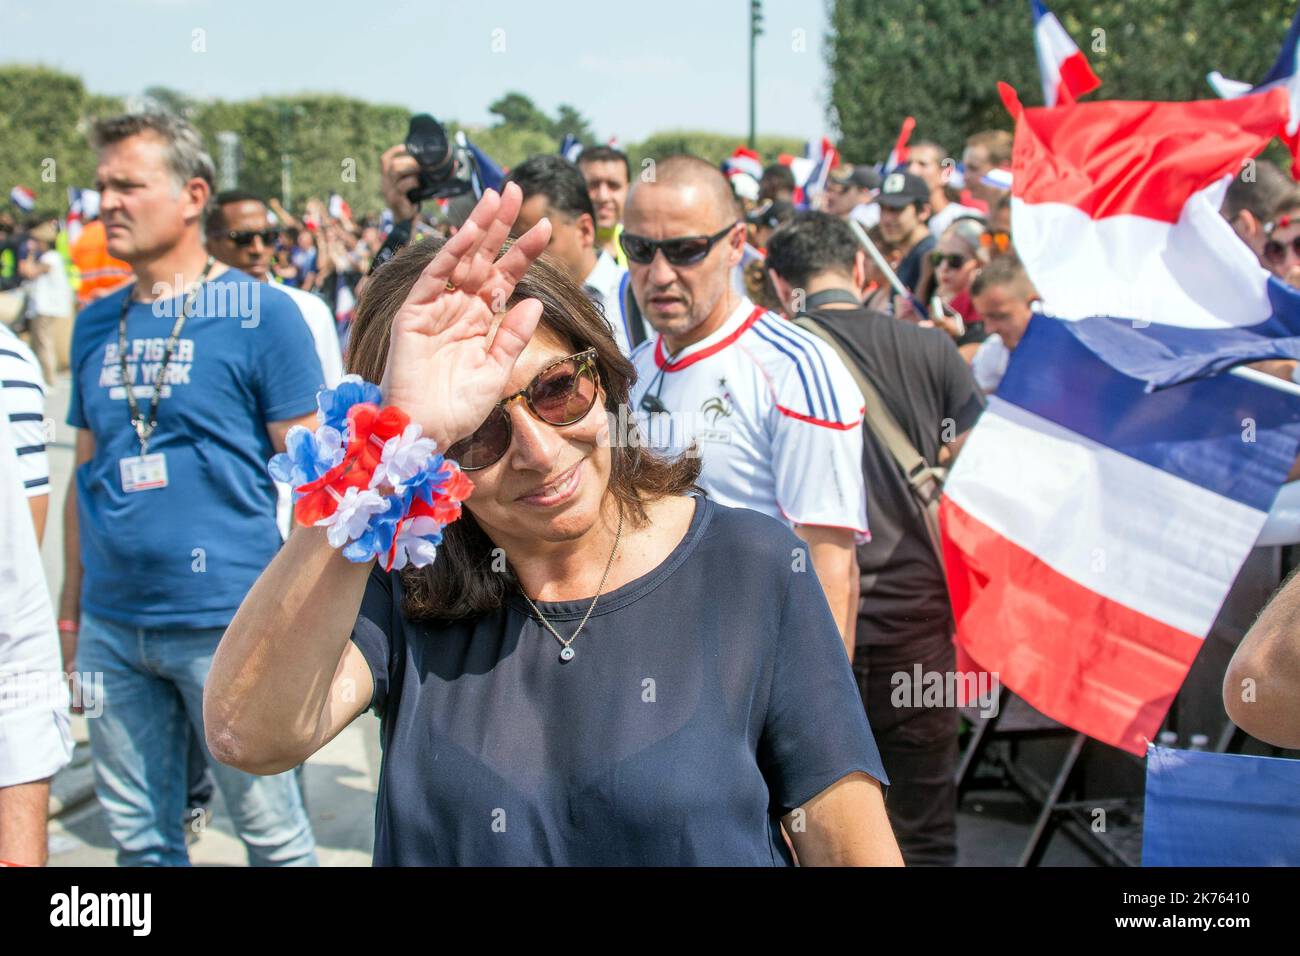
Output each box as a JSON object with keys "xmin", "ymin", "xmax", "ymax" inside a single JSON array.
[
  {"xmin": 803, "ymin": 136, "xmax": 839, "ymax": 206},
  {"xmin": 66, "ymin": 187, "xmax": 91, "ymax": 243},
  {"xmin": 458, "ymin": 132, "xmax": 505, "ymax": 196},
  {"xmin": 882, "ymin": 116, "xmax": 915, "ymax": 173},
  {"xmin": 783, "ymin": 137, "xmax": 839, "ymax": 208},
  {"xmin": 1031, "ymin": 0, "xmax": 1100, "ymax": 107},
  {"xmin": 1207, "ymin": 4, "xmax": 1300, "ymax": 174},
  {"xmin": 558, "ymin": 134, "xmax": 584, "ymax": 163},
  {"xmin": 941, "ymin": 317, "xmax": 1300, "ymax": 756},
  {"xmin": 9, "ymin": 186, "xmax": 34, "ymax": 212},
  {"xmin": 1142, "ymin": 746, "xmax": 1300, "ymax": 865},
  {"xmin": 327, "ymin": 193, "xmax": 352, "ymax": 222},
  {"xmin": 1002, "ymin": 81, "xmax": 1300, "ymax": 388}
]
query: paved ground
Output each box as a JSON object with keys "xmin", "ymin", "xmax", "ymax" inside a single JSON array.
[
  {"xmin": 46, "ymin": 712, "xmax": 380, "ymax": 866},
  {"xmin": 36, "ymin": 373, "xmax": 1096, "ymax": 866}
]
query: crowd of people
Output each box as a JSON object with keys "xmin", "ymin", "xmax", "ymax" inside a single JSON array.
[{"xmin": 1, "ymin": 101, "xmax": 1298, "ymax": 869}]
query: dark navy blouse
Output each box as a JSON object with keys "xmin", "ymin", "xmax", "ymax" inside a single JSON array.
[{"xmin": 350, "ymin": 495, "xmax": 886, "ymax": 865}]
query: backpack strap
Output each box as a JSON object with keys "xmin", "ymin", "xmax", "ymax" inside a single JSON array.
[{"xmin": 794, "ymin": 315, "xmax": 947, "ymax": 568}]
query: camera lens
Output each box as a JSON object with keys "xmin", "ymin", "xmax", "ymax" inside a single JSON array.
[{"xmin": 405, "ymin": 114, "xmax": 456, "ymax": 203}]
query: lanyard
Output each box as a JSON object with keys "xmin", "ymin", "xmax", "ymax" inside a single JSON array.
[
  {"xmin": 638, "ymin": 340, "xmax": 683, "ymax": 415},
  {"xmin": 117, "ymin": 256, "xmax": 214, "ymax": 454}
]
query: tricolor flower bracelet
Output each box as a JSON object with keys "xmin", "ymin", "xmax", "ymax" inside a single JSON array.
[{"xmin": 268, "ymin": 376, "xmax": 473, "ymax": 570}]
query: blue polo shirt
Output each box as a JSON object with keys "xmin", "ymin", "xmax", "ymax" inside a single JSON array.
[
  {"xmin": 68, "ymin": 269, "xmax": 325, "ymax": 629},
  {"xmin": 351, "ymin": 495, "xmax": 888, "ymax": 865}
]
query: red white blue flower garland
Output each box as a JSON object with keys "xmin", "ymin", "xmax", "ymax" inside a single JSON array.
[{"xmin": 268, "ymin": 375, "xmax": 474, "ymax": 570}]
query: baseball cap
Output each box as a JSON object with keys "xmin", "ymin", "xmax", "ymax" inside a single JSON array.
[
  {"xmin": 746, "ymin": 199, "xmax": 795, "ymax": 229},
  {"xmin": 830, "ymin": 165, "xmax": 881, "ymax": 191},
  {"xmin": 876, "ymin": 170, "xmax": 930, "ymax": 208}
]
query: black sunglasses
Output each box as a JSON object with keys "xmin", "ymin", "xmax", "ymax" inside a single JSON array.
[
  {"xmin": 218, "ymin": 228, "xmax": 277, "ymax": 248},
  {"xmin": 619, "ymin": 223, "xmax": 739, "ymax": 266},
  {"xmin": 1264, "ymin": 235, "xmax": 1300, "ymax": 266},
  {"xmin": 929, "ymin": 251, "xmax": 969, "ymax": 270},
  {"xmin": 446, "ymin": 350, "xmax": 601, "ymax": 471}
]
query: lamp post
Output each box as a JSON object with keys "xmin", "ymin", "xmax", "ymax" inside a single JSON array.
[
  {"xmin": 749, "ymin": 0, "xmax": 763, "ymax": 150},
  {"xmin": 279, "ymin": 103, "xmax": 305, "ymax": 209}
]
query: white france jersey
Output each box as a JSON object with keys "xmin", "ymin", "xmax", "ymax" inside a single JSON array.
[{"xmin": 629, "ymin": 297, "xmax": 869, "ymax": 539}]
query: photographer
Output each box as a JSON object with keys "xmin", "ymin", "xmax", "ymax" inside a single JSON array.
[{"xmin": 375, "ymin": 116, "xmax": 502, "ymax": 275}]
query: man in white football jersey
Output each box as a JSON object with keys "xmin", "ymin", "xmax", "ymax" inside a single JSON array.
[{"xmin": 624, "ymin": 155, "xmax": 867, "ymax": 655}]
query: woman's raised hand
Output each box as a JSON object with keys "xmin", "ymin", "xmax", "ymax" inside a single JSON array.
[{"xmin": 380, "ymin": 183, "xmax": 552, "ymax": 449}]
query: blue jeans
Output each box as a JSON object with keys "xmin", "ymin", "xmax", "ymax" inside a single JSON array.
[{"xmin": 78, "ymin": 611, "xmax": 318, "ymax": 867}]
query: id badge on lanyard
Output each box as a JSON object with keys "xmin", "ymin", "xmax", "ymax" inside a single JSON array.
[
  {"xmin": 119, "ymin": 452, "xmax": 169, "ymax": 492},
  {"xmin": 116, "ymin": 257, "xmax": 212, "ymax": 494}
]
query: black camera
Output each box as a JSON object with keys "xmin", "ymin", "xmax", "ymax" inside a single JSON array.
[{"xmin": 404, "ymin": 113, "xmax": 475, "ymax": 203}]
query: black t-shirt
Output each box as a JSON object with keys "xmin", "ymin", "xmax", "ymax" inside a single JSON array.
[
  {"xmin": 806, "ymin": 307, "xmax": 985, "ymax": 646},
  {"xmin": 349, "ymin": 495, "xmax": 887, "ymax": 865},
  {"xmin": 895, "ymin": 234, "xmax": 936, "ymax": 294}
]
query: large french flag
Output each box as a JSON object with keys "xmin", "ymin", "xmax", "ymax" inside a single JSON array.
[
  {"xmin": 942, "ymin": 316, "xmax": 1300, "ymax": 755},
  {"xmin": 1005, "ymin": 83, "xmax": 1300, "ymax": 388},
  {"xmin": 1031, "ymin": 1, "xmax": 1100, "ymax": 107}
]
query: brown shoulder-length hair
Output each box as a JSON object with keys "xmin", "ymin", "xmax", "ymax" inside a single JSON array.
[{"xmin": 346, "ymin": 237, "xmax": 701, "ymax": 621}]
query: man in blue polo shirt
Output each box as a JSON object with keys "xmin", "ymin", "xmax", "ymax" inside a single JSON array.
[{"xmin": 59, "ymin": 111, "xmax": 322, "ymax": 866}]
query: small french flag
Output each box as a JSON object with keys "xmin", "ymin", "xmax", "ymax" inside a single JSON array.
[
  {"xmin": 327, "ymin": 193, "xmax": 352, "ymax": 222},
  {"xmin": 784, "ymin": 137, "xmax": 839, "ymax": 209},
  {"xmin": 1031, "ymin": 0, "xmax": 1100, "ymax": 107},
  {"xmin": 882, "ymin": 116, "xmax": 915, "ymax": 173},
  {"xmin": 9, "ymin": 185, "xmax": 34, "ymax": 212},
  {"xmin": 558, "ymin": 134, "xmax": 584, "ymax": 163},
  {"xmin": 1207, "ymin": 5, "xmax": 1300, "ymax": 175}
]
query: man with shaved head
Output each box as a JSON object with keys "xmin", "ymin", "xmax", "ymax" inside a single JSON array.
[{"xmin": 624, "ymin": 155, "xmax": 869, "ymax": 656}]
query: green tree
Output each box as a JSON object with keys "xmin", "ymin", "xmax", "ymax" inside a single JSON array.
[
  {"xmin": 551, "ymin": 103, "xmax": 595, "ymax": 145},
  {"xmin": 190, "ymin": 94, "xmax": 409, "ymax": 216},
  {"xmin": 141, "ymin": 85, "xmax": 196, "ymax": 119},
  {"xmin": 828, "ymin": 0, "xmax": 1296, "ymax": 162},
  {"xmin": 488, "ymin": 92, "xmax": 554, "ymax": 136},
  {"xmin": 0, "ymin": 66, "xmax": 121, "ymax": 219},
  {"xmin": 627, "ymin": 131, "xmax": 805, "ymax": 169},
  {"xmin": 463, "ymin": 125, "xmax": 557, "ymax": 169}
]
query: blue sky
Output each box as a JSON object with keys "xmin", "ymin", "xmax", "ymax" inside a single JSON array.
[{"xmin": 0, "ymin": 0, "xmax": 833, "ymax": 143}]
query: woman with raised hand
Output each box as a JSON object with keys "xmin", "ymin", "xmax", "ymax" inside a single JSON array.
[{"xmin": 203, "ymin": 183, "xmax": 900, "ymax": 867}]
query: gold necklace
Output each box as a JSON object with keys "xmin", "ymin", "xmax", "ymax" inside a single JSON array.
[{"xmin": 518, "ymin": 510, "xmax": 624, "ymax": 663}]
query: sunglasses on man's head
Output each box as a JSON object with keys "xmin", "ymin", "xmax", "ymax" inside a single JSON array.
[
  {"xmin": 929, "ymin": 252, "xmax": 969, "ymax": 270},
  {"xmin": 446, "ymin": 350, "xmax": 601, "ymax": 471},
  {"xmin": 220, "ymin": 229, "xmax": 277, "ymax": 248},
  {"xmin": 980, "ymin": 231, "xmax": 1011, "ymax": 253},
  {"xmin": 619, "ymin": 223, "xmax": 739, "ymax": 266}
]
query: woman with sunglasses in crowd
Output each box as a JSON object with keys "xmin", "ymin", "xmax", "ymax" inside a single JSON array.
[
  {"xmin": 900, "ymin": 216, "xmax": 991, "ymax": 361},
  {"xmin": 202, "ymin": 183, "xmax": 900, "ymax": 867}
]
